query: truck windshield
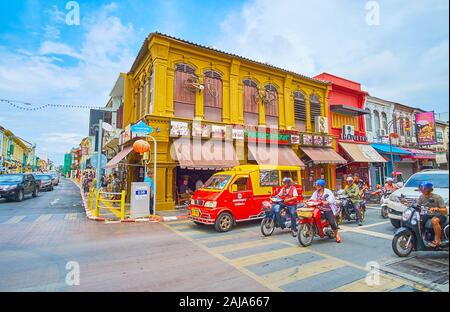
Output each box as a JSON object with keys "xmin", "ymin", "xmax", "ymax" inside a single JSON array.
[
  {"xmin": 405, "ymin": 173, "xmax": 449, "ymax": 188},
  {"xmin": 202, "ymin": 175, "xmax": 231, "ymax": 190}
]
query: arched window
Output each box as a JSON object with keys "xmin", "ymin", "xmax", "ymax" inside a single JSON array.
[
  {"xmin": 148, "ymin": 69, "xmax": 154, "ymax": 115},
  {"xmin": 294, "ymin": 91, "xmax": 306, "ymax": 131},
  {"xmin": 399, "ymin": 117, "xmax": 405, "ymax": 136},
  {"xmin": 203, "ymin": 70, "xmax": 223, "ymax": 122},
  {"xmin": 373, "ymin": 110, "xmax": 380, "ymax": 132},
  {"xmin": 392, "ymin": 114, "xmax": 398, "ymax": 134},
  {"xmin": 365, "ymin": 108, "xmax": 372, "ymax": 132},
  {"xmin": 264, "ymin": 84, "xmax": 278, "ymax": 128},
  {"xmin": 174, "ymin": 63, "xmax": 196, "ymax": 119},
  {"xmin": 310, "ymin": 94, "xmax": 321, "ymax": 129},
  {"xmin": 142, "ymin": 78, "xmax": 147, "ymax": 117},
  {"xmin": 381, "ymin": 112, "xmax": 388, "ymax": 131},
  {"xmin": 243, "ymin": 79, "xmax": 259, "ymax": 126},
  {"xmin": 135, "ymin": 87, "xmax": 140, "ymax": 120}
]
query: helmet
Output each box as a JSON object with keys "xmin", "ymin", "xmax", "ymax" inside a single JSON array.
[
  {"xmin": 315, "ymin": 179, "xmax": 326, "ymax": 187},
  {"xmin": 386, "ymin": 177, "xmax": 394, "ymax": 183},
  {"xmin": 346, "ymin": 176, "xmax": 354, "ymax": 182},
  {"xmin": 419, "ymin": 182, "xmax": 433, "ymax": 190},
  {"xmin": 282, "ymin": 177, "xmax": 292, "ymax": 184}
]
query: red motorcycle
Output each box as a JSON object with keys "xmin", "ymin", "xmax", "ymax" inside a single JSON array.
[{"xmin": 296, "ymin": 194, "xmax": 336, "ymax": 247}]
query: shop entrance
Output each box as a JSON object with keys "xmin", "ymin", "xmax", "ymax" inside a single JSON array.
[
  {"xmin": 336, "ymin": 163, "xmax": 370, "ymax": 190},
  {"xmin": 174, "ymin": 167, "xmax": 219, "ymax": 205}
]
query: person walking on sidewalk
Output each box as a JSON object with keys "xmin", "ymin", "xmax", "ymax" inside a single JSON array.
[{"xmin": 144, "ymin": 170, "xmax": 154, "ymax": 215}]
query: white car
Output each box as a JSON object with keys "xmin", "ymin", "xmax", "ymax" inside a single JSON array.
[{"xmin": 387, "ymin": 170, "xmax": 449, "ymax": 228}]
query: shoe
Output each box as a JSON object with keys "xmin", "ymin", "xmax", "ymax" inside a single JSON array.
[
  {"xmin": 291, "ymin": 229, "xmax": 298, "ymax": 237},
  {"xmin": 358, "ymin": 221, "xmax": 363, "ymax": 226}
]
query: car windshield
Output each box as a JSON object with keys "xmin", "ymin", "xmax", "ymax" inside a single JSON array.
[
  {"xmin": 202, "ymin": 175, "xmax": 231, "ymax": 190},
  {"xmin": 36, "ymin": 175, "xmax": 52, "ymax": 181},
  {"xmin": 405, "ymin": 173, "xmax": 449, "ymax": 188},
  {"xmin": 0, "ymin": 175, "xmax": 23, "ymax": 183}
]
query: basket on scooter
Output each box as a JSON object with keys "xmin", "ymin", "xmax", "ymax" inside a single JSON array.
[{"xmin": 297, "ymin": 207, "xmax": 314, "ymax": 218}]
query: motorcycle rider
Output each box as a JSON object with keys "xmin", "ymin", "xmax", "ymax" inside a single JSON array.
[
  {"xmin": 310, "ymin": 179, "xmax": 341, "ymax": 243},
  {"xmin": 417, "ymin": 182, "xmax": 448, "ymax": 248},
  {"xmin": 383, "ymin": 177, "xmax": 399, "ymax": 192},
  {"xmin": 343, "ymin": 176, "xmax": 363, "ymax": 226},
  {"xmin": 353, "ymin": 173, "xmax": 368, "ymax": 197},
  {"xmin": 274, "ymin": 177, "xmax": 298, "ymax": 236}
]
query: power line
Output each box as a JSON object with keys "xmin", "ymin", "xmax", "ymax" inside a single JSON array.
[{"xmin": 0, "ymin": 98, "xmax": 104, "ymax": 111}]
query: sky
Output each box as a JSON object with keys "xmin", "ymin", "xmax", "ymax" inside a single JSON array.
[{"xmin": 0, "ymin": 0, "xmax": 448, "ymax": 165}]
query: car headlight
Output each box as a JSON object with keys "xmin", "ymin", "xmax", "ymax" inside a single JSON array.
[
  {"xmin": 402, "ymin": 209, "xmax": 413, "ymax": 221},
  {"xmin": 204, "ymin": 201, "xmax": 217, "ymax": 208},
  {"xmin": 389, "ymin": 194, "xmax": 400, "ymax": 203}
]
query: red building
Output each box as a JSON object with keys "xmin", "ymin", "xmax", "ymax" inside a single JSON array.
[{"xmin": 314, "ymin": 73, "xmax": 386, "ymax": 189}]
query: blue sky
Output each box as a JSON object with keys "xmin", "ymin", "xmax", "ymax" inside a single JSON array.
[{"xmin": 0, "ymin": 0, "xmax": 448, "ymax": 165}]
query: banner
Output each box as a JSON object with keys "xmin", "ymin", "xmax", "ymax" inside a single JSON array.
[{"xmin": 415, "ymin": 111, "xmax": 437, "ymax": 146}]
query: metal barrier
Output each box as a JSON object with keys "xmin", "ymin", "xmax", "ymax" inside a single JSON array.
[{"xmin": 93, "ymin": 189, "xmax": 126, "ymax": 221}]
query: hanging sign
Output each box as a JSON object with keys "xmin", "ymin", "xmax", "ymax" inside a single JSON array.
[{"xmin": 170, "ymin": 121, "xmax": 190, "ymax": 137}]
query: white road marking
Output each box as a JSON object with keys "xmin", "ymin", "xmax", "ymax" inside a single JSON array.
[
  {"xmin": 34, "ymin": 214, "xmax": 53, "ymax": 223},
  {"xmin": 50, "ymin": 198, "xmax": 60, "ymax": 206},
  {"xmin": 4, "ymin": 216, "xmax": 26, "ymax": 224},
  {"xmin": 64, "ymin": 213, "xmax": 78, "ymax": 220}
]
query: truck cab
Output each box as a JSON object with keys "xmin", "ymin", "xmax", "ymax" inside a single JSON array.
[{"xmin": 188, "ymin": 165, "xmax": 303, "ymax": 232}]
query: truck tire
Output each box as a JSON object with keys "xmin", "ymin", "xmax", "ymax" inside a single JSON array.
[
  {"xmin": 390, "ymin": 218, "xmax": 401, "ymax": 228},
  {"xmin": 214, "ymin": 212, "xmax": 234, "ymax": 232}
]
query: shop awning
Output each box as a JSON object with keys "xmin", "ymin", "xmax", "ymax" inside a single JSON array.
[
  {"xmin": 339, "ymin": 142, "xmax": 387, "ymax": 163},
  {"xmin": 371, "ymin": 143, "xmax": 411, "ymax": 156},
  {"xmin": 105, "ymin": 146, "xmax": 133, "ymax": 169},
  {"xmin": 172, "ymin": 139, "xmax": 239, "ymax": 170},
  {"xmin": 300, "ymin": 147, "xmax": 347, "ymax": 164},
  {"xmin": 330, "ymin": 105, "xmax": 369, "ymax": 116},
  {"xmin": 248, "ymin": 144, "xmax": 305, "ymax": 167},
  {"xmin": 436, "ymin": 152, "xmax": 447, "ymax": 164},
  {"xmin": 404, "ymin": 148, "xmax": 435, "ymax": 160}
]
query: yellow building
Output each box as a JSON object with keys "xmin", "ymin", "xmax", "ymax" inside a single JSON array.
[
  {"xmin": 115, "ymin": 33, "xmax": 345, "ymax": 210},
  {"xmin": 0, "ymin": 126, "xmax": 32, "ymax": 173}
]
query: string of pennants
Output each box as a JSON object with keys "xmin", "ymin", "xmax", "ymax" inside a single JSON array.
[{"xmin": 0, "ymin": 98, "xmax": 104, "ymax": 111}]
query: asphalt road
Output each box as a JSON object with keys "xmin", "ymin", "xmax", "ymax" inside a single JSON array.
[{"xmin": 0, "ymin": 178, "xmax": 447, "ymax": 292}]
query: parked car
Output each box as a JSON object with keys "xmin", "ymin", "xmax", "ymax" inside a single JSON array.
[
  {"xmin": 49, "ymin": 172, "xmax": 60, "ymax": 186},
  {"xmin": 386, "ymin": 170, "xmax": 449, "ymax": 228},
  {"xmin": 188, "ymin": 165, "xmax": 303, "ymax": 232},
  {"xmin": 0, "ymin": 174, "xmax": 39, "ymax": 202},
  {"xmin": 33, "ymin": 174, "xmax": 54, "ymax": 191}
]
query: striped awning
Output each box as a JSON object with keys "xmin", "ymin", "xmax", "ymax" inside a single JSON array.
[{"xmin": 404, "ymin": 148, "xmax": 435, "ymax": 160}]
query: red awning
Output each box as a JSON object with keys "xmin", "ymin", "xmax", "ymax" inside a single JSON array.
[
  {"xmin": 403, "ymin": 148, "xmax": 435, "ymax": 160},
  {"xmin": 248, "ymin": 144, "xmax": 305, "ymax": 167},
  {"xmin": 105, "ymin": 146, "xmax": 134, "ymax": 169}
]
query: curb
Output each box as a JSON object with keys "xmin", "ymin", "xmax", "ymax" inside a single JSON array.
[{"xmin": 71, "ymin": 179, "xmax": 190, "ymax": 224}]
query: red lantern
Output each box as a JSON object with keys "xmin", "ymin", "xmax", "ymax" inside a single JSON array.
[
  {"xmin": 133, "ymin": 139, "xmax": 150, "ymax": 154},
  {"xmin": 389, "ymin": 132, "xmax": 399, "ymax": 139}
]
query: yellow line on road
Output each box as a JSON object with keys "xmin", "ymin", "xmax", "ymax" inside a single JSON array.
[
  {"xmin": 34, "ymin": 214, "xmax": 52, "ymax": 223},
  {"xmin": 4, "ymin": 216, "xmax": 26, "ymax": 224},
  {"xmin": 209, "ymin": 238, "xmax": 281, "ymax": 254},
  {"xmin": 231, "ymin": 246, "xmax": 303, "ymax": 267}
]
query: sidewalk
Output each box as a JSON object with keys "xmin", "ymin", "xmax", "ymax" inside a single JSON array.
[{"xmin": 70, "ymin": 178, "xmax": 189, "ymax": 223}]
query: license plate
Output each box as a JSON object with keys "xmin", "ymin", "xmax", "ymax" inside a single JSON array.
[{"xmin": 191, "ymin": 209, "xmax": 200, "ymax": 217}]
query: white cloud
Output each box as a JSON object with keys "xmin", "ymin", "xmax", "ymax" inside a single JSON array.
[
  {"xmin": 215, "ymin": 0, "xmax": 449, "ymax": 112},
  {"xmin": 0, "ymin": 3, "xmax": 137, "ymax": 165}
]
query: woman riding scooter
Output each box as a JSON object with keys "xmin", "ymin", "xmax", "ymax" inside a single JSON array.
[{"xmin": 310, "ymin": 179, "xmax": 341, "ymax": 243}]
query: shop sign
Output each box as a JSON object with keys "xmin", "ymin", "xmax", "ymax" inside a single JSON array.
[
  {"xmin": 415, "ymin": 111, "xmax": 437, "ymax": 146},
  {"xmin": 130, "ymin": 121, "xmax": 153, "ymax": 136},
  {"xmin": 302, "ymin": 134, "xmax": 313, "ymax": 145},
  {"xmin": 170, "ymin": 121, "xmax": 190, "ymax": 137},
  {"xmin": 245, "ymin": 128, "xmax": 291, "ymax": 145},
  {"xmin": 323, "ymin": 136, "xmax": 333, "ymax": 147},
  {"xmin": 232, "ymin": 128, "xmax": 245, "ymax": 140},
  {"xmin": 192, "ymin": 123, "xmax": 211, "ymax": 138},
  {"xmin": 211, "ymin": 125, "xmax": 227, "ymax": 139},
  {"xmin": 313, "ymin": 135, "xmax": 324, "ymax": 146},
  {"xmin": 291, "ymin": 134, "xmax": 300, "ymax": 145}
]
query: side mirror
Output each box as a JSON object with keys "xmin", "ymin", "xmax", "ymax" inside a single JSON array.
[
  {"xmin": 231, "ymin": 185, "xmax": 238, "ymax": 193},
  {"xmin": 324, "ymin": 194, "xmax": 329, "ymax": 199}
]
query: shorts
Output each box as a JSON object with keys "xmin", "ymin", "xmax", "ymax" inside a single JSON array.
[
  {"xmin": 422, "ymin": 214, "xmax": 447, "ymax": 227},
  {"xmin": 322, "ymin": 210, "xmax": 338, "ymax": 231}
]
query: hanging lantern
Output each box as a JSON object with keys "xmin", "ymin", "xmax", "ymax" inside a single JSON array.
[
  {"xmin": 133, "ymin": 139, "xmax": 150, "ymax": 154},
  {"xmin": 389, "ymin": 132, "xmax": 399, "ymax": 139}
]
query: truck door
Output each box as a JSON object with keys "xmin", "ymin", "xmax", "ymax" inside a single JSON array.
[{"xmin": 229, "ymin": 175, "xmax": 255, "ymax": 220}]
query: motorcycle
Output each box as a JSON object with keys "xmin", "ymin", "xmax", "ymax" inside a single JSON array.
[
  {"xmin": 335, "ymin": 191, "xmax": 365, "ymax": 224},
  {"xmin": 392, "ymin": 200, "xmax": 449, "ymax": 257},
  {"xmin": 296, "ymin": 194, "xmax": 336, "ymax": 247},
  {"xmin": 260, "ymin": 196, "xmax": 303, "ymax": 236}
]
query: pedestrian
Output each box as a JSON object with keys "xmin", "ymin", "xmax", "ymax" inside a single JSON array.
[
  {"xmin": 195, "ymin": 177, "xmax": 204, "ymax": 190},
  {"xmin": 144, "ymin": 170, "xmax": 154, "ymax": 215}
]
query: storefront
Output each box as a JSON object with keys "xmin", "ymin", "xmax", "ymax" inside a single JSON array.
[
  {"xmin": 370, "ymin": 143, "xmax": 412, "ymax": 187},
  {"xmin": 402, "ymin": 148, "xmax": 436, "ymax": 172}
]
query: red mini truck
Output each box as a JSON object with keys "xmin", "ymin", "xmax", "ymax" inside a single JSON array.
[{"xmin": 188, "ymin": 165, "xmax": 303, "ymax": 232}]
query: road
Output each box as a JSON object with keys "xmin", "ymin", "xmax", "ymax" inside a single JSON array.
[{"xmin": 0, "ymin": 178, "xmax": 447, "ymax": 292}]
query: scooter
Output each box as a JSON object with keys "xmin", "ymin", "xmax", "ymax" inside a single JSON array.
[
  {"xmin": 260, "ymin": 197, "xmax": 303, "ymax": 236},
  {"xmin": 297, "ymin": 194, "xmax": 336, "ymax": 247},
  {"xmin": 335, "ymin": 192, "xmax": 365, "ymax": 224},
  {"xmin": 392, "ymin": 200, "xmax": 449, "ymax": 257}
]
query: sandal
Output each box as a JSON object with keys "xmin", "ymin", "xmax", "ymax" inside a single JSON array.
[{"xmin": 428, "ymin": 241, "xmax": 441, "ymax": 248}]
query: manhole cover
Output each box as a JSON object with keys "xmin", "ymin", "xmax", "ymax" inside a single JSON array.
[{"xmin": 385, "ymin": 256, "xmax": 449, "ymax": 285}]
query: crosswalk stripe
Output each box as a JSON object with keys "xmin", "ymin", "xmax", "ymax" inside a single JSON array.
[
  {"xmin": 231, "ymin": 246, "xmax": 304, "ymax": 267},
  {"xmin": 210, "ymin": 238, "xmax": 280, "ymax": 254},
  {"xmin": 64, "ymin": 213, "xmax": 78, "ymax": 220},
  {"xmin": 331, "ymin": 275, "xmax": 405, "ymax": 292},
  {"xmin": 4, "ymin": 216, "xmax": 26, "ymax": 224},
  {"xmin": 34, "ymin": 214, "xmax": 53, "ymax": 223},
  {"xmin": 340, "ymin": 227, "xmax": 394, "ymax": 240},
  {"xmin": 264, "ymin": 258, "xmax": 346, "ymax": 287}
]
